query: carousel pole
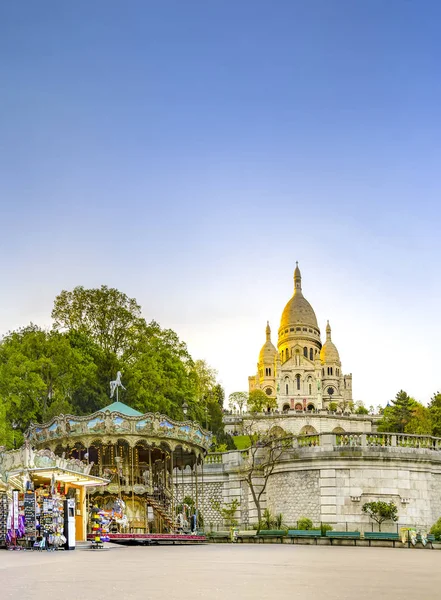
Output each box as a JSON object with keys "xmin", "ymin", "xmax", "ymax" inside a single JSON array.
[
  {"xmin": 131, "ymin": 445, "xmax": 135, "ymax": 522},
  {"xmin": 170, "ymin": 449, "xmax": 174, "ymax": 532},
  {"xmin": 195, "ymin": 454, "xmax": 199, "ymax": 531},
  {"xmin": 148, "ymin": 447, "xmax": 153, "ymax": 494}
]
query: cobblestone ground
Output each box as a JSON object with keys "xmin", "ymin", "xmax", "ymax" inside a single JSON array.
[{"xmin": 1, "ymin": 544, "xmax": 440, "ymax": 600}]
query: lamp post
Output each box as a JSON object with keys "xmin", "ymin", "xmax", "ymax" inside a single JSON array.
[
  {"xmin": 12, "ymin": 422, "xmax": 18, "ymax": 449},
  {"xmin": 182, "ymin": 402, "xmax": 188, "ymax": 417}
]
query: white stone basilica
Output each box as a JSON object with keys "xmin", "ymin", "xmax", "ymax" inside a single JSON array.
[{"xmin": 249, "ymin": 263, "xmax": 353, "ymax": 411}]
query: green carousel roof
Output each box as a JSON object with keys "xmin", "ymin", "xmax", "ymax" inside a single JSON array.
[{"xmin": 98, "ymin": 401, "xmax": 143, "ymax": 417}]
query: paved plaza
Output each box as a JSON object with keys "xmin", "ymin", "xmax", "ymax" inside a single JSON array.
[{"xmin": 0, "ymin": 544, "xmax": 440, "ymax": 600}]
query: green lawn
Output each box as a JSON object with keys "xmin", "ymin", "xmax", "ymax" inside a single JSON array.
[{"xmin": 232, "ymin": 435, "xmax": 251, "ymax": 450}]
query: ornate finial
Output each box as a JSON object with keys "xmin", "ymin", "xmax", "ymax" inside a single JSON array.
[
  {"xmin": 294, "ymin": 262, "xmax": 302, "ymax": 292},
  {"xmin": 266, "ymin": 321, "xmax": 271, "ymax": 341},
  {"xmin": 326, "ymin": 320, "xmax": 331, "ymax": 340}
]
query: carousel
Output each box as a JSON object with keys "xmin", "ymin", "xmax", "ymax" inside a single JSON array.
[{"xmin": 26, "ymin": 376, "xmax": 211, "ymax": 542}]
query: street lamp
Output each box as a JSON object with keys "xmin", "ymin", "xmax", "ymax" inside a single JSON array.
[
  {"xmin": 182, "ymin": 402, "xmax": 188, "ymax": 416},
  {"xmin": 12, "ymin": 422, "xmax": 18, "ymax": 449}
]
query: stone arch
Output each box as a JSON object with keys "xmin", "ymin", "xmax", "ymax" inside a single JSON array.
[
  {"xmin": 282, "ymin": 404, "xmax": 290, "ymax": 413},
  {"xmin": 295, "ymin": 403, "xmax": 303, "ymax": 411},
  {"xmin": 269, "ymin": 426, "xmax": 286, "ymax": 439},
  {"xmin": 332, "ymin": 427, "xmax": 345, "ymax": 434},
  {"xmin": 299, "ymin": 425, "xmax": 317, "ymax": 435}
]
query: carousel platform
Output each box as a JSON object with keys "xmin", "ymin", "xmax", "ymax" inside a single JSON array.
[{"xmin": 87, "ymin": 533, "xmax": 206, "ymax": 545}]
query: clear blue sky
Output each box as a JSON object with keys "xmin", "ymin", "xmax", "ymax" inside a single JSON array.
[{"xmin": 1, "ymin": 1, "xmax": 440, "ymax": 405}]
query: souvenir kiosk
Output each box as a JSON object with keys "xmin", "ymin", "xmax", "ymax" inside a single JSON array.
[{"xmin": 0, "ymin": 444, "xmax": 108, "ymax": 549}]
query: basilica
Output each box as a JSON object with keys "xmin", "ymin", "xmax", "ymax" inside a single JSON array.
[{"xmin": 249, "ymin": 264, "xmax": 353, "ymax": 412}]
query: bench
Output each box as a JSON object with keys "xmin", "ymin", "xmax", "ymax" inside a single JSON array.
[
  {"xmin": 235, "ymin": 531, "xmax": 257, "ymax": 543},
  {"xmin": 207, "ymin": 531, "xmax": 231, "ymax": 543},
  {"xmin": 256, "ymin": 529, "xmax": 286, "ymax": 543},
  {"xmin": 326, "ymin": 531, "xmax": 361, "ymax": 545},
  {"xmin": 287, "ymin": 530, "xmax": 322, "ymax": 544},
  {"xmin": 364, "ymin": 532, "xmax": 400, "ymax": 547}
]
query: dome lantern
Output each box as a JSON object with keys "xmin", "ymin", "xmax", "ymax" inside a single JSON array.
[{"xmin": 320, "ymin": 320, "xmax": 341, "ymax": 365}]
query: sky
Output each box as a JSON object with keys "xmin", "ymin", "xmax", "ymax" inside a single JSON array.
[{"xmin": 1, "ymin": 1, "xmax": 440, "ymax": 407}]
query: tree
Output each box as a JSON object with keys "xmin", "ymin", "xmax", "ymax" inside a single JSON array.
[
  {"xmin": 378, "ymin": 390, "xmax": 416, "ymax": 433},
  {"xmin": 362, "ymin": 501, "xmax": 398, "ymax": 531},
  {"xmin": 125, "ymin": 321, "xmax": 200, "ymax": 420},
  {"xmin": 0, "ymin": 325, "xmax": 99, "ymax": 432},
  {"xmin": 211, "ymin": 499, "xmax": 240, "ymax": 528},
  {"xmin": 228, "ymin": 391, "xmax": 248, "ymax": 414},
  {"xmin": 405, "ymin": 403, "xmax": 433, "ymax": 435},
  {"xmin": 52, "ymin": 285, "xmax": 146, "ymax": 356},
  {"xmin": 354, "ymin": 401, "xmax": 369, "ymax": 415},
  {"xmin": 248, "ymin": 389, "xmax": 277, "ymax": 413},
  {"xmin": 212, "ymin": 384, "xmax": 225, "ymax": 409},
  {"xmin": 429, "ymin": 392, "xmax": 441, "ymax": 437},
  {"xmin": 240, "ymin": 421, "xmax": 292, "ymax": 531}
]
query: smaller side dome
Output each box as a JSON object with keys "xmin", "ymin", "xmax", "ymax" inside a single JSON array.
[
  {"xmin": 320, "ymin": 321, "xmax": 341, "ymax": 365},
  {"xmin": 259, "ymin": 321, "xmax": 277, "ymax": 364}
]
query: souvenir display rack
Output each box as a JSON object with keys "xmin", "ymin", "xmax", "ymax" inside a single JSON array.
[{"xmin": 0, "ymin": 492, "xmax": 7, "ymax": 547}]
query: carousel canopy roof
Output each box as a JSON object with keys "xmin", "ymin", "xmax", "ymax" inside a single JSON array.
[{"xmin": 99, "ymin": 401, "xmax": 143, "ymax": 416}]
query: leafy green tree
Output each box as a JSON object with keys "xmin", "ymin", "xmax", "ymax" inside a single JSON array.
[
  {"xmin": 429, "ymin": 392, "xmax": 441, "ymax": 437},
  {"xmin": 125, "ymin": 321, "xmax": 199, "ymax": 419},
  {"xmin": 212, "ymin": 384, "xmax": 225, "ymax": 409},
  {"xmin": 0, "ymin": 325, "xmax": 99, "ymax": 432},
  {"xmin": 248, "ymin": 389, "xmax": 277, "ymax": 413},
  {"xmin": 354, "ymin": 401, "xmax": 369, "ymax": 415},
  {"xmin": 52, "ymin": 285, "xmax": 146, "ymax": 356},
  {"xmin": 404, "ymin": 403, "xmax": 432, "ymax": 435},
  {"xmin": 378, "ymin": 390, "xmax": 416, "ymax": 433},
  {"xmin": 228, "ymin": 391, "xmax": 248, "ymax": 414},
  {"xmin": 211, "ymin": 499, "xmax": 240, "ymax": 527},
  {"xmin": 362, "ymin": 501, "xmax": 398, "ymax": 531},
  {"xmin": 429, "ymin": 516, "xmax": 441, "ymax": 540}
]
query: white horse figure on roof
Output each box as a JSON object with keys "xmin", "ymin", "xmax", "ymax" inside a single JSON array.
[{"xmin": 110, "ymin": 371, "xmax": 126, "ymax": 401}]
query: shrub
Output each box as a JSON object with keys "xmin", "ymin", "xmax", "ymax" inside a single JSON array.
[
  {"xmin": 320, "ymin": 523, "xmax": 333, "ymax": 536},
  {"xmin": 430, "ymin": 517, "xmax": 441, "ymax": 540},
  {"xmin": 298, "ymin": 517, "xmax": 313, "ymax": 530},
  {"xmin": 329, "ymin": 402, "xmax": 338, "ymax": 412}
]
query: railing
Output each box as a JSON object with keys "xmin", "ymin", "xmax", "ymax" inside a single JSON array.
[
  {"xmin": 205, "ymin": 453, "xmax": 223, "ymax": 464},
  {"xmin": 366, "ymin": 433, "xmax": 392, "ymax": 447},
  {"xmin": 297, "ymin": 434, "xmax": 320, "ymax": 448},
  {"xmin": 336, "ymin": 433, "xmax": 363, "ymax": 447}
]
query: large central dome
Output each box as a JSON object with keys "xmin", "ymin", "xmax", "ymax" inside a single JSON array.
[{"xmin": 279, "ymin": 264, "xmax": 319, "ymax": 331}]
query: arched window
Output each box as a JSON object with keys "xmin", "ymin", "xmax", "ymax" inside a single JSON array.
[
  {"xmin": 307, "ymin": 404, "xmax": 315, "ymax": 411},
  {"xmin": 309, "ymin": 383, "xmax": 312, "ymax": 395},
  {"xmin": 296, "ymin": 374, "xmax": 301, "ymax": 390},
  {"xmin": 309, "ymin": 348, "xmax": 313, "ymax": 361},
  {"xmin": 322, "ymin": 368, "xmax": 324, "ymax": 376},
  {"xmin": 327, "ymin": 367, "xmax": 330, "ymax": 375},
  {"xmin": 330, "ymin": 367, "xmax": 333, "ymax": 376},
  {"xmin": 285, "ymin": 383, "xmax": 289, "ymax": 395},
  {"xmin": 303, "ymin": 347, "xmax": 308, "ymax": 358}
]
